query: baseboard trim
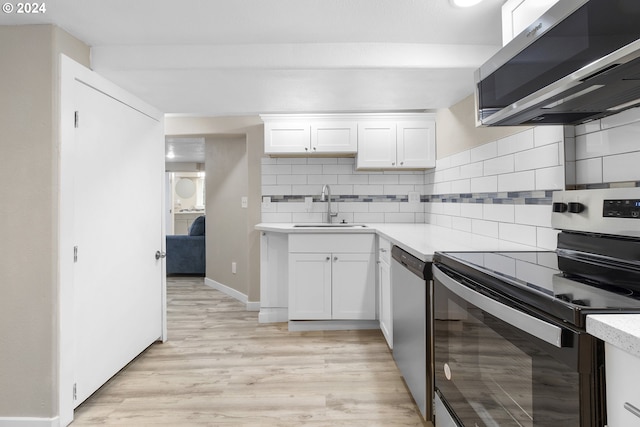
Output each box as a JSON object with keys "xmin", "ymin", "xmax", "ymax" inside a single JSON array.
[
  {"xmin": 0, "ymin": 417, "xmax": 59, "ymax": 427},
  {"xmin": 203, "ymin": 278, "xmax": 258, "ymax": 312},
  {"xmin": 288, "ymin": 320, "xmax": 380, "ymax": 332}
]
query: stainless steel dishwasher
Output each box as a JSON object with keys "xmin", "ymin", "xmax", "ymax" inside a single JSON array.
[{"xmin": 391, "ymin": 245, "xmax": 432, "ymax": 422}]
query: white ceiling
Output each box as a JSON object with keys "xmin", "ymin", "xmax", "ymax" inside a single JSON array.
[{"xmin": 1, "ymin": 0, "xmax": 506, "ymax": 161}]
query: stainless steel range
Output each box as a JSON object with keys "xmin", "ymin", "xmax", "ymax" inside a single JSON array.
[{"xmin": 432, "ymin": 188, "xmax": 640, "ymax": 427}]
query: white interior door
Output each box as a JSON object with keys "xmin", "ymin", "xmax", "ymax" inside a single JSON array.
[{"xmin": 58, "ymin": 56, "xmax": 165, "ymax": 414}]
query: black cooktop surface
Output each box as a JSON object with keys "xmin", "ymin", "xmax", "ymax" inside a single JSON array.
[{"xmin": 433, "ymin": 250, "xmax": 640, "ymax": 328}]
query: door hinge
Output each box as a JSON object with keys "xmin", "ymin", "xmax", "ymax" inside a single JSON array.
[
  {"xmin": 73, "ymin": 383, "xmax": 77, "ymax": 401},
  {"xmin": 74, "ymin": 111, "xmax": 79, "ymax": 128},
  {"xmin": 73, "ymin": 246, "xmax": 78, "ymax": 263}
]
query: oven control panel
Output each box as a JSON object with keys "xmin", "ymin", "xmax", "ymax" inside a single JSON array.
[
  {"xmin": 603, "ymin": 199, "xmax": 640, "ymax": 218},
  {"xmin": 552, "ymin": 188, "xmax": 640, "ymax": 237}
]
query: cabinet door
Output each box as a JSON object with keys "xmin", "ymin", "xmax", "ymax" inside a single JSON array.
[
  {"xmin": 289, "ymin": 253, "xmax": 332, "ymax": 320},
  {"xmin": 356, "ymin": 122, "xmax": 397, "ymax": 169},
  {"xmin": 311, "ymin": 121, "xmax": 358, "ymax": 153},
  {"xmin": 264, "ymin": 121, "xmax": 311, "ymax": 154},
  {"xmin": 260, "ymin": 232, "xmax": 288, "ymax": 309},
  {"xmin": 502, "ymin": 0, "xmax": 559, "ymax": 45},
  {"xmin": 605, "ymin": 343, "xmax": 640, "ymax": 427},
  {"xmin": 332, "ymin": 252, "xmax": 376, "ymax": 320},
  {"xmin": 396, "ymin": 121, "xmax": 435, "ymax": 169},
  {"xmin": 379, "ymin": 260, "xmax": 392, "ymax": 348}
]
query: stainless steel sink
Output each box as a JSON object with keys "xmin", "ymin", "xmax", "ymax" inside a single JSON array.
[{"xmin": 293, "ymin": 223, "xmax": 367, "ymax": 228}]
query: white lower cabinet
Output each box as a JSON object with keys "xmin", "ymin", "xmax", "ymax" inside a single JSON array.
[
  {"xmin": 605, "ymin": 343, "xmax": 640, "ymax": 427},
  {"xmin": 378, "ymin": 237, "xmax": 392, "ymax": 348},
  {"xmin": 288, "ymin": 234, "xmax": 376, "ymax": 321},
  {"xmin": 259, "ymin": 232, "xmax": 289, "ymax": 323}
]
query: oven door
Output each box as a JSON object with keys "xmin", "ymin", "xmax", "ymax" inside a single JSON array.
[{"xmin": 432, "ymin": 265, "xmax": 604, "ymax": 427}]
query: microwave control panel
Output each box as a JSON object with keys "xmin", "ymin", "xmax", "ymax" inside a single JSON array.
[{"xmin": 603, "ymin": 199, "xmax": 640, "ymax": 219}]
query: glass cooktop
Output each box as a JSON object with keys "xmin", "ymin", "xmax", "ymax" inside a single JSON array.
[{"xmin": 433, "ymin": 251, "xmax": 640, "ymax": 328}]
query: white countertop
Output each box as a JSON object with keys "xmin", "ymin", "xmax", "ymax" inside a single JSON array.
[
  {"xmin": 255, "ymin": 223, "xmax": 539, "ymax": 261},
  {"xmin": 587, "ymin": 314, "xmax": 640, "ymax": 358}
]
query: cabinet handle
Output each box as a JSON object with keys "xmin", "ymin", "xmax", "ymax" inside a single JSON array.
[
  {"xmin": 326, "ymin": 256, "xmax": 331, "ymax": 261},
  {"xmin": 400, "ymin": 161, "xmax": 404, "ymax": 165},
  {"xmin": 380, "ymin": 248, "xmax": 387, "ymax": 252},
  {"xmin": 334, "ymin": 256, "xmax": 338, "ymax": 261},
  {"xmin": 305, "ymin": 147, "xmax": 308, "ymax": 151},
  {"xmin": 392, "ymin": 162, "xmax": 395, "ymax": 166},
  {"xmin": 313, "ymin": 146, "xmax": 316, "ymax": 151},
  {"xmin": 625, "ymin": 402, "xmax": 640, "ymax": 419}
]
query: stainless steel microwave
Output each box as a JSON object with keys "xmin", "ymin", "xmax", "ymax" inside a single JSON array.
[{"xmin": 475, "ymin": 0, "xmax": 640, "ymax": 126}]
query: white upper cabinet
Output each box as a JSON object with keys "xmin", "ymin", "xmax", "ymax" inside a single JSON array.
[
  {"xmin": 356, "ymin": 121, "xmax": 397, "ymax": 168},
  {"xmin": 262, "ymin": 113, "xmax": 435, "ymax": 169},
  {"xmin": 263, "ymin": 115, "xmax": 357, "ymax": 155},
  {"xmin": 502, "ymin": 0, "xmax": 560, "ymax": 45},
  {"xmin": 357, "ymin": 116, "xmax": 435, "ymax": 170},
  {"xmin": 263, "ymin": 121, "xmax": 311, "ymax": 154},
  {"xmin": 311, "ymin": 121, "xmax": 358, "ymax": 153},
  {"xmin": 396, "ymin": 121, "xmax": 436, "ymax": 169}
]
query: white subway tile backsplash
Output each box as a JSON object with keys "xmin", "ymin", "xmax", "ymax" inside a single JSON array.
[
  {"xmin": 291, "ymin": 164, "xmax": 322, "ymax": 175},
  {"xmin": 262, "ymin": 185, "xmax": 292, "ymax": 195},
  {"xmin": 534, "ymin": 126, "xmax": 564, "ymax": 147},
  {"xmin": 277, "ymin": 157, "xmax": 307, "ymax": 164},
  {"xmin": 460, "ymin": 203, "xmax": 483, "ymax": 219},
  {"xmin": 399, "ymin": 174, "xmax": 425, "ymax": 184},
  {"xmin": 484, "ymin": 155, "xmax": 514, "ymax": 176},
  {"xmin": 262, "ymin": 175, "xmax": 277, "ymax": 185},
  {"xmin": 472, "ymin": 219, "xmax": 499, "ymax": 238},
  {"xmin": 537, "ymin": 227, "xmax": 559, "ymax": 250},
  {"xmin": 385, "ymin": 212, "xmax": 416, "ymax": 223},
  {"xmin": 460, "ymin": 162, "xmax": 484, "ymax": 179},
  {"xmin": 498, "ymin": 129, "xmax": 534, "ymax": 156},
  {"xmin": 470, "ymin": 141, "xmax": 497, "ymax": 162},
  {"xmin": 277, "ymin": 174, "xmax": 307, "ymax": 185},
  {"xmin": 337, "ymin": 202, "xmax": 370, "ymax": 213},
  {"xmin": 384, "ymin": 185, "xmax": 415, "ymax": 195},
  {"xmin": 602, "ymin": 151, "xmax": 640, "ymax": 183},
  {"xmin": 369, "ymin": 202, "xmax": 400, "ymax": 213},
  {"xmin": 535, "ymin": 166, "xmax": 565, "ymax": 190},
  {"xmin": 354, "ymin": 212, "xmax": 385, "ymax": 223},
  {"xmin": 471, "ymin": 176, "xmax": 498, "ymax": 193},
  {"xmin": 601, "ymin": 106, "xmax": 640, "ymax": 129},
  {"xmin": 369, "ymin": 174, "xmax": 399, "ymax": 184},
  {"xmin": 452, "ymin": 216, "xmax": 472, "ymax": 233},
  {"xmin": 483, "ymin": 204, "xmax": 514, "ymax": 223},
  {"xmin": 499, "ymin": 223, "xmax": 537, "ymax": 246},
  {"xmin": 354, "ymin": 184, "xmax": 384, "ymax": 195},
  {"xmin": 338, "ymin": 174, "xmax": 369, "ymax": 185},
  {"xmin": 450, "ymin": 179, "xmax": 471, "ymax": 194},
  {"xmin": 307, "ymin": 174, "xmax": 338, "ymax": 185},
  {"xmin": 322, "ymin": 164, "xmax": 354, "ymax": 175},
  {"xmin": 450, "ymin": 150, "xmax": 471, "ymax": 167},
  {"xmin": 433, "ymin": 181, "xmax": 452, "ymax": 194},
  {"xmin": 514, "ymin": 143, "xmax": 559, "ymax": 171},
  {"xmin": 514, "ymin": 205, "xmax": 552, "ymax": 228},
  {"xmin": 261, "ymin": 212, "xmax": 292, "ymax": 222},
  {"xmin": 575, "ymin": 158, "xmax": 603, "ymax": 185},
  {"xmin": 307, "ymin": 157, "xmax": 338, "ymax": 164},
  {"xmin": 434, "ymin": 214, "xmax": 453, "ymax": 228},
  {"xmin": 497, "ymin": 171, "xmax": 535, "ymax": 192}
]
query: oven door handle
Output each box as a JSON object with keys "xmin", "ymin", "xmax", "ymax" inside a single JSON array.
[{"xmin": 433, "ymin": 266, "xmax": 564, "ymax": 348}]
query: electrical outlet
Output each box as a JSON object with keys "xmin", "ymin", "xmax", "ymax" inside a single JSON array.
[
  {"xmin": 241, "ymin": 196, "xmax": 248, "ymax": 208},
  {"xmin": 408, "ymin": 191, "xmax": 420, "ymax": 204},
  {"xmin": 232, "ymin": 262, "xmax": 237, "ymax": 274}
]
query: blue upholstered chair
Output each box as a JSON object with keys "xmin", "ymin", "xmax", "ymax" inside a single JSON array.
[{"xmin": 166, "ymin": 215, "xmax": 206, "ymax": 275}]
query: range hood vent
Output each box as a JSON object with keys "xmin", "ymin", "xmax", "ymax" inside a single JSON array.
[{"xmin": 475, "ymin": 0, "xmax": 640, "ymax": 126}]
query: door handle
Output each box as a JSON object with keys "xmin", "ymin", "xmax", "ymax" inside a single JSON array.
[{"xmin": 155, "ymin": 250, "xmax": 166, "ymax": 260}]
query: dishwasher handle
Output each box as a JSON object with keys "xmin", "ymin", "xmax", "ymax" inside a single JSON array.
[{"xmin": 433, "ymin": 265, "xmax": 565, "ymax": 348}]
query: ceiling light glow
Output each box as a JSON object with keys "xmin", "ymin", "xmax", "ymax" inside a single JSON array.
[
  {"xmin": 166, "ymin": 151, "xmax": 175, "ymax": 159},
  {"xmin": 450, "ymin": 0, "xmax": 483, "ymax": 7}
]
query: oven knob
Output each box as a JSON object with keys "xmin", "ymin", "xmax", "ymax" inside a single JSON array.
[
  {"xmin": 568, "ymin": 202, "xmax": 585, "ymax": 213},
  {"xmin": 552, "ymin": 202, "xmax": 568, "ymax": 213}
]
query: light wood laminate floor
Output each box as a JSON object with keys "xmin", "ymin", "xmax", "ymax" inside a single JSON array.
[{"xmin": 72, "ymin": 276, "xmax": 429, "ymax": 426}]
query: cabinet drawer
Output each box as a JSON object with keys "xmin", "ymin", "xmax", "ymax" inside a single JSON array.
[
  {"xmin": 378, "ymin": 237, "xmax": 391, "ymax": 264},
  {"xmin": 606, "ymin": 343, "xmax": 640, "ymax": 427},
  {"xmin": 289, "ymin": 233, "xmax": 375, "ymax": 254}
]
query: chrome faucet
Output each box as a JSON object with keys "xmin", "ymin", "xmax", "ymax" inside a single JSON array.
[{"xmin": 320, "ymin": 184, "xmax": 338, "ymax": 224}]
